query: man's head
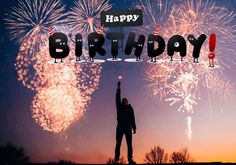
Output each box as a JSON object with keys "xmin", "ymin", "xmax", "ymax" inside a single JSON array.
[{"xmin": 122, "ymin": 98, "xmax": 129, "ymax": 105}]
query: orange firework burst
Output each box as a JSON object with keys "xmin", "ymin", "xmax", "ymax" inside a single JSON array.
[
  {"xmin": 29, "ymin": 31, "xmax": 102, "ymax": 133},
  {"xmin": 5, "ymin": 0, "xmax": 104, "ymax": 133},
  {"xmin": 14, "ymin": 35, "xmax": 49, "ymax": 91},
  {"xmin": 5, "ymin": 0, "xmax": 68, "ymax": 90},
  {"xmin": 32, "ymin": 84, "xmax": 85, "ymax": 133}
]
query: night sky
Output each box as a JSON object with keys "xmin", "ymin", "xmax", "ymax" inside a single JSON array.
[{"xmin": 1, "ymin": 0, "xmax": 236, "ymax": 163}]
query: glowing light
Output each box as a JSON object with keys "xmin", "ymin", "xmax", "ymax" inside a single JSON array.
[{"xmin": 118, "ymin": 75, "xmax": 123, "ymax": 80}]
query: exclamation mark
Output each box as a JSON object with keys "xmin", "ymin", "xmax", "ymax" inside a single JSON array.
[{"xmin": 208, "ymin": 33, "xmax": 216, "ymax": 67}]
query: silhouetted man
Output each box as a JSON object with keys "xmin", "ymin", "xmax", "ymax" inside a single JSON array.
[{"xmin": 114, "ymin": 81, "xmax": 136, "ymax": 164}]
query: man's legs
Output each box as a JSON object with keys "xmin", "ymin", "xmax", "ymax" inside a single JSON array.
[
  {"xmin": 115, "ymin": 126, "xmax": 123, "ymax": 161},
  {"xmin": 125, "ymin": 130, "xmax": 133, "ymax": 162}
]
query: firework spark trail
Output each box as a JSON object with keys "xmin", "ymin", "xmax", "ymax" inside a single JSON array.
[
  {"xmin": 185, "ymin": 116, "xmax": 192, "ymax": 140},
  {"xmin": 165, "ymin": 71, "xmax": 199, "ymax": 114},
  {"xmin": 145, "ymin": 63, "xmax": 177, "ymax": 102},
  {"xmin": 68, "ymin": 0, "xmax": 112, "ymax": 34}
]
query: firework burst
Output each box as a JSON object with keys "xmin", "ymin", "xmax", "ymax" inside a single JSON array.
[
  {"xmin": 144, "ymin": 0, "xmax": 236, "ymax": 111},
  {"xmin": 5, "ymin": 0, "xmax": 67, "ymax": 44},
  {"xmin": 32, "ymin": 83, "xmax": 85, "ymax": 133},
  {"xmin": 136, "ymin": 0, "xmax": 175, "ymax": 28},
  {"xmin": 5, "ymin": 0, "xmax": 103, "ymax": 132},
  {"xmin": 29, "ymin": 28, "xmax": 102, "ymax": 132},
  {"xmin": 33, "ymin": 26, "xmax": 102, "ymax": 99},
  {"xmin": 142, "ymin": 0, "xmax": 236, "ymax": 140},
  {"xmin": 68, "ymin": 0, "xmax": 112, "ymax": 34},
  {"xmin": 5, "ymin": 0, "xmax": 68, "ymax": 90}
]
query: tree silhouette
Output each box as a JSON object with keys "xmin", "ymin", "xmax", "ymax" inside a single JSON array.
[
  {"xmin": 170, "ymin": 148, "xmax": 193, "ymax": 163},
  {"xmin": 57, "ymin": 160, "xmax": 76, "ymax": 164},
  {"xmin": 0, "ymin": 143, "xmax": 30, "ymax": 164},
  {"xmin": 47, "ymin": 160, "xmax": 76, "ymax": 164},
  {"xmin": 106, "ymin": 156, "xmax": 126, "ymax": 164},
  {"xmin": 144, "ymin": 145, "xmax": 168, "ymax": 164}
]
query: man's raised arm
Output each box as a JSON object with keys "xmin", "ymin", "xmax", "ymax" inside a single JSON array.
[{"xmin": 116, "ymin": 81, "xmax": 121, "ymax": 109}]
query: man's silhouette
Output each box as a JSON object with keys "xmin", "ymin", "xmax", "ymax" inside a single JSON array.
[{"xmin": 114, "ymin": 81, "xmax": 136, "ymax": 164}]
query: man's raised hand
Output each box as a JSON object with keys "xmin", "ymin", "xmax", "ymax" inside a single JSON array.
[{"xmin": 117, "ymin": 81, "xmax": 121, "ymax": 87}]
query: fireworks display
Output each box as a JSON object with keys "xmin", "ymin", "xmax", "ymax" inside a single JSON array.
[
  {"xmin": 29, "ymin": 39, "xmax": 102, "ymax": 132},
  {"xmin": 142, "ymin": 0, "xmax": 236, "ymax": 140},
  {"xmin": 144, "ymin": 0, "xmax": 236, "ymax": 111},
  {"xmin": 68, "ymin": 0, "xmax": 112, "ymax": 34},
  {"xmin": 4, "ymin": 0, "xmax": 67, "ymax": 44},
  {"xmin": 5, "ymin": 0, "xmax": 67, "ymax": 91},
  {"xmin": 5, "ymin": 0, "xmax": 103, "ymax": 133},
  {"xmin": 4, "ymin": 0, "xmax": 236, "ymax": 137},
  {"xmin": 136, "ymin": 0, "xmax": 174, "ymax": 30}
]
